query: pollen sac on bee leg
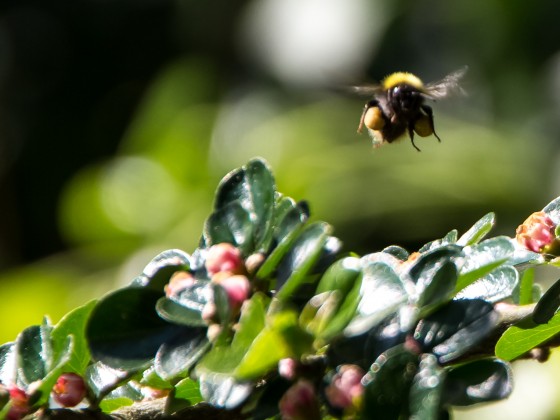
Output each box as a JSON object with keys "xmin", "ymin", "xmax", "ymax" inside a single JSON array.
[
  {"xmin": 413, "ymin": 114, "xmax": 434, "ymax": 137},
  {"xmin": 364, "ymin": 106, "xmax": 385, "ymax": 131}
]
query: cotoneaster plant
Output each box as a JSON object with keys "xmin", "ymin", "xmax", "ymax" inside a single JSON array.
[{"xmin": 1, "ymin": 158, "xmax": 560, "ymax": 419}]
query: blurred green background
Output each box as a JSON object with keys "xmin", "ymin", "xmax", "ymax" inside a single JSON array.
[{"xmin": 1, "ymin": 0, "xmax": 560, "ymax": 417}]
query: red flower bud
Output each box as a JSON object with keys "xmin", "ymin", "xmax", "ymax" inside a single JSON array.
[
  {"xmin": 52, "ymin": 373, "xmax": 87, "ymax": 407},
  {"xmin": 214, "ymin": 275, "xmax": 251, "ymax": 312},
  {"xmin": 279, "ymin": 380, "xmax": 320, "ymax": 420},
  {"xmin": 516, "ymin": 211, "xmax": 557, "ymax": 253},
  {"xmin": 205, "ymin": 243, "xmax": 244, "ymax": 276},
  {"xmin": 325, "ymin": 365, "xmax": 365, "ymax": 410},
  {"xmin": 7, "ymin": 387, "xmax": 29, "ymax": 420}
]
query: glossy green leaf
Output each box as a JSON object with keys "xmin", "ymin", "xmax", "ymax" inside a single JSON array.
[
  {"xmin": 382, "ymin": 245, "xmax": 410, "ymax": 261},
  {"xmin": 408, "ymin": 245, "xmax": 462, "ymax": 286},
  {"xmin": 414, "ymin": 299, "xmax": 498, "ymax": 363},
  {"xmin": 533, "ymin": 278, "xmax": 560, "ymax": 324},
  {"xmin": 154, "ymin": 327, "xmax": 208, "ymax": 381},
  {"xmin": 362, "ymin": 346, "xmax": 419, "ymax": 420},
  {"xmin": 417, "ymin": 260, "xmax": 458, "ymax": 311},
  {"xmin": 50, "ymin": 300, "xmax": 97, "ymax": 375},
  {"xmin": 86, "ymin": 361, "xmax": 133, "ymax": 401},
  {"xmin": 454, "ymin": 266, "xmax": 518, "ymax": 303},
  {"xmin": 495, "ymin": 313, "xmax": 560, "ymax": 361},
  {"xmin": 455, "ymin": 237, "xmax": 514, "ymax": 293},
  {"xmin": 442, "ymin": 359, "xmax": 512, "ymax": 406},
  {"xmin": 87, "ymin": 287, "xmax": 184, "ymax": 370},
  {"xmin": 543, "ymin": 196, "xmax": 560, "ymax": 224},
  {"xmin": 344, "ymin": 262, "xmax": 408, "ymax": 337},
  {"xmin": 15, "ymin": 325, "xmax": 48, "ymax": 386},
  {"xmin": 457, "ymin": 212, "xmax": 496, "ymax": 246},
  {"xmin": 275, "ymin": 222, "xmax": 331, "ymax": 300},
  {"xmin": 0, "ymin": 343, "xmax": 15, "ymax": 386},
  {"xmin": 156, "ymin": 298, "xmax": 207, "ymax": 327},
  {"xmin": 132, "ymin": 249, "xmax": 191, "ymax": 290},
  {"xmin": 198, "ymin": 372, "xmax": 253, "ymax": 409},
  {"xmin": 300, "ymin": 291, "xmax": 342, "ymax": 337},
  {"xmin": 244, "ymin": 158, "xmax": 275, "ymax": 249},
  {"xmin": 204, "ymin": 202, "xmax": 253, "ymax": 253},
  {"xmin": 409, "ymin": 354, "xmax": 445, "ymax": 419}
]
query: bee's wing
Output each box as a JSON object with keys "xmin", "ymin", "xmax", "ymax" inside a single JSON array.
[
  {"xmin": 423, "ymin": 66, "xmax": 468, "ymax": 99},
  {"xmin": 349, "ymin": 84, "xmax": 384, "ymax": 97}
]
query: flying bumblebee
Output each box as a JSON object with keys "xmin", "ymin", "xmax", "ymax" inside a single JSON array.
[{"xmin": 355, "ymin": 67, "xmax": 467, "ymax": 151}]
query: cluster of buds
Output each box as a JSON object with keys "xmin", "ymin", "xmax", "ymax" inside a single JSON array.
[
  {"xmin": 325, "ymin": 364, "xmax": 365, "ymax": 411},
  {"xmin": 516, "ymin": 211, "xmax": 560, "ymax": 255},
  {"xmin": 279, "ymin": 379, "xmax": 321, "ymax": 420}
]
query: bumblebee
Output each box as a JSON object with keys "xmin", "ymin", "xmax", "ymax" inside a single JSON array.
[{"xmin": 356, "ymin": 67, "xmax": 466, "ymax": 151}]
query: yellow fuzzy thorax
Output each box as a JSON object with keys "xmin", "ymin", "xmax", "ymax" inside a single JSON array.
[{"xmin": 382, "ymin": 72, "xmax": 425, "ymax": 91}]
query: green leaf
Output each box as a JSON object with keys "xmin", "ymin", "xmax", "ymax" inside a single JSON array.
[
  {"xmin": 166, "ymin": 378, "xmax": 203, "ymax": 414},
  {"xmin": 86, "ymin": 361, "xmax": 134, "ymax": 401},
  {"xmin": 409, "ymin": 354, "xmax": 445, "ymax": 419},
  {"xmin": 442, "ymin": 359, "xmax": 512, "ymax": 406},
  {"xmin": 415, "ymin": 300, "xmax": 498, "ymax": 363},
  {"xmin": 234, "ymin": 309, "xmax": 312, "ymax": 380},
  {"xmin": 457, "ymin": 212, "xmax": 496, "ymax": 246},
  {"xmin": 533, "ymin": 278, "xmax": 560, "ymax": 324},
  {"xmin": 315, "ymin": 257, "xmax": 361, "ymax": 295},
  {"xmin": 156, "ymin": 298, "xmax": 207, "ymax": 327},
  {"xmin": 99, "ymin": 397, "xmax": 134, "ymax": 413},
  {"xmin": 495, "ymin": 313, "xmax": 560, "ymax": 361},
  {"xmin": 132, "ymin": 249, "xmax": 191, "ymax": 290},
  {"xmin": 515, "ymin": 268, "xmax": 535, "ymax": 305},
  {"xmin": 344, "ymin": 262, "xmax": 408, "ymax": 337},
  {"xmin": 408, "ymin": 246, "xmax": 463, "ymax": 286},
  {"xmin": 416, "ymin": 261, "xmax": 458, "ymax": 312},
  {"xmin": 154, "ymin": 327, "xmax": 209, "ymax": 381},
  {"xmin": 204, "ymin": 202, "xmax": 254, "ymax": 253},
  {"xmin": 362, "ymin": 346, "xmax": 419, "ymax": 420},
  {"xmin": 454, "ymin": 266, "xmax": 519, "ymax": 303},
  {"xmin": 15, "ymin": 325, "xmax": 48, "ymax": 386},
  {"xmin": 50, "ymin": 300, "xmax": 97, "ymax": 375},
  {"xmin": 455, "ymin": 237, "xmax": 514, "ymax": 293},
  {"xmin": 86, "ymin": 287, "xmax": 184, "ymax": 371},
  {"xmin": 275, "ymin": 222, "xmax": 332, "ymax": 300}
]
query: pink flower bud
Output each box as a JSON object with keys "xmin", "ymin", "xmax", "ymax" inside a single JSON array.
[
  {"xmin": 325, "ymin": 365, "xmax": 365, "ymax": 410},
  {"xmin": 7, "ymin": 387, "xmax": 29, "ymax": 420},
  {"xmin": 164, "ymin": 271, "xmax": 195, "ymax": 298},
  {"xmin": 279, "ymin": 380, "xmax": 320, "ymax": 420},
  {"xmin": 215, "ymin": 275, "xmax": 251, "ymax": 312},
  {"xmin": 278, "ymin": 358, "xmax": 298, "ymax": 380},
  {"xmin": 205, "ymin": 243, "xmax": 244, "ymax": 276},
  {"xmin": 516, "ymin": 212, "xmax": 557, "ymax": 253},
  {"xmin": 52, "ymin": 373, "xmax": 87, "ymax": 407}
]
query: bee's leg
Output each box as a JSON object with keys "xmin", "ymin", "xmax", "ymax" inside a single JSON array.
[
  {"xmin": 358, "ymin": 99, "xmax": 380, "ymax": 133},
  {"xmin": 407, "ymin": 125, "xmax": 421, "ymax": 152},
  {"xmin": 421, "ymin": 104, "xmax": 441, "ymax": 142}
]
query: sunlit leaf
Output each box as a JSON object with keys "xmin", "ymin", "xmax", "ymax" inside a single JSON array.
[
  {"xmin": 457, "ymin": 212, "xmax": 495, "ymax": 246},
  {"xmin": 133, "ymin": 249, "xmax": 191, "ymax": 290},
  {"xmin": 166, "ymin": 377, "xmax": 203, "ymax": 414},
  {"xmin": 409, "ymin": 354, "xmax": 445, "ymax": 419},
  {"xmin": 455, "ymin": 266, "xmax": 518, "ymax": 303},
  {"xmin": 344, "ymin": 262, "xmax": 408, "ymax": 337},
  {"xmin": 543, "ymin": 196, "xmax": 560, "ymax": 224},
  {"xmin": 198, "ymin": 372, "xmax": 253, "ymax": 409},
  {"xmin": 204, "ymin": 202, "xmax": 254, "ymax": 254},
  {"xmin": 495, "ymin": 313, "xmax": 560, "ymax": 361}
]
